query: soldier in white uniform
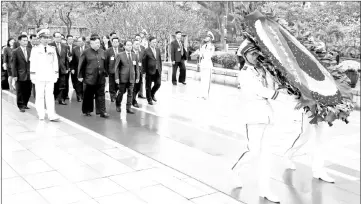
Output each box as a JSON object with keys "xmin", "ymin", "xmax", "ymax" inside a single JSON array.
[
  {"xmin": 232, "ymin": 39, "xmax": 298, "ymax": 203},
  {"xmin": 30, "ymin": 29, "xmax": 60, "ymax": 121}
]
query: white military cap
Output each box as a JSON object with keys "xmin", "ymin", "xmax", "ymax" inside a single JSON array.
[{"xmin": 37, "ymin": 29, "xmax": 50, "ymax": 38}]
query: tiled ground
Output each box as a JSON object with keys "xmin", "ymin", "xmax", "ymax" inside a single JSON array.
[{"xmin": 1, "ymin": 99, "xmax": 240, "ymax": 204}]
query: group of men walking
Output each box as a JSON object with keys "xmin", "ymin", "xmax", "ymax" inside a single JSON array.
[{"xmin": 7, "ymin": 29, "xmax": 189, "ymax": 120}]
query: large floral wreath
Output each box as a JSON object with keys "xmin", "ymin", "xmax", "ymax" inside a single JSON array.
[{"xmin": 241, "ymin": 10, "xmax": 358, "ymax": 126}]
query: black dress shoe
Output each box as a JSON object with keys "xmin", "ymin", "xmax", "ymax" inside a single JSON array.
[
  {"xmin": 66, "ymin": 96, "xmax": 70, "ymax": 100},
  {"xmin": 19, "ymin": 109, "xmax": 25, "ymax": 112},
  {"xmin": 148, "ymin": 100, "xmax": 153, "ymax": 105},
  {"xmin": 116, "ymin": 106, "xmax": 121, "ymax": 112},
  {"xmin": 138, "ymin": 95, "xmax": 146, "ymax": 99},
  {"xmin": 24, "ymin": 106, "xmax": 30, "ymax": 109},
  {"xmin": 152, "ymin": 96, "xmax": 157, "ymax": 102},
  {"xmin": 126, "ymin": 109, "xmax": 135, "ymax": 114},
  {"xmin": 181, "ymin": 82, "xmax": 186, "ymax": 85},
  {"xmin": 76, "ymin": 96, "xmax": 82, "ymax": 102},
  {"xmin": 111, "ymin": 97, "xmax": 115, "ymax": 102},
  {"xmin": 100, "ymin": 113, "xmax": 109, "ymax": 118},
  {"xmin": 83, "ymin": 112, "xmax": 91, "ymax": 116},
  {"xmin": 133, "ymin": 103, "xmax": 139, "ymax": 108},
  {"xmin": 59, "ymin": 100, "xmax": 67, "ymax": 105},
  {"xmin": 172, "ymin": 83, "xmax": 177, "ymax": 86}
]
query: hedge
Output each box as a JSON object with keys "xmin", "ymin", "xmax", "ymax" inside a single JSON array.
[{"xmin": 211, "ymin": 52, "xmax": 238, "ymax": 69}]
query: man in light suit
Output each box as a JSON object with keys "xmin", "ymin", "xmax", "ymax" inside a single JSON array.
[
  {"xmin": 30, "ymin": 29, "xmax": 60, "ymax": 121},
  {"xmin": 171, "ymin": 31, "xmax": 187, "ymax": 85},
  {"xmin": 114, "ymin": 40, "xmax": 139, "ymax": 114},
  {"xmin": 142, "ymin": 36, "xmax": 162, "ymax": 105},
  {"xmin": 105, "ymin": 37, "xmax": 124, "ymax": 102},
  {"xmin": 131, "ymin": 39, "xmax": 145, "ymax": 108},
  {"xmin": 12, "ymin": 34, "xmax": 32, "ymax": 112}
]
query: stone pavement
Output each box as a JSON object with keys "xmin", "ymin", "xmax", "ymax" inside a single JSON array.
[
  {"xmin": 1, "ymin": 99, "xmax": 241, "ymax": 204},
  {"xmin": 1, "ymin": 74, "xmax": 360, "ymax": 204}
]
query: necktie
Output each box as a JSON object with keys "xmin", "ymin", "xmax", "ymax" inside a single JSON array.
[
  {"xmin": 80, "ymin": 46, "xmax": 83, "ymax": 55},
  {"xmin": 44, "ymin": 47, "xmax": 47, "ymax": 53},
  {"xmin": 179, "ymin": 41, "xmax": 183, "ymax": 56},
  {"xmin": 152, "ymin": 48, "xmax": 156, "ymax": 58},
  {"xmin": 127, "ymin": 53, "xmax": 132, "ymax": 64},
  {"xmin": 57, "ymin": 43, "xmax": 61, "ymax": 52},
  {"xmin": 23, "ymin": 48, "xmax": 27, "ymax": 61}
]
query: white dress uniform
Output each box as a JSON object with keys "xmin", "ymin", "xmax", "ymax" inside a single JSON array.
[
  {"xmin": 30, "ymin": 43, "xmax": 59, "ymax": 120},
  {"xmin": 198, "ymin": 43, "xmax": 215, "ymax": 99}
]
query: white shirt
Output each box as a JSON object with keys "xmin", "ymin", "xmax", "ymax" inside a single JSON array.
[{"xmin": 30, "ymin": 44, "xmax": 59, "ymax": 82}]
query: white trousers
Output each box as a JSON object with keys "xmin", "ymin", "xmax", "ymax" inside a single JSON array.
[
  {"xmin": 286, "ymin": 111, "xmax": 327, "ymax": 172},
  {"xmin": 35, "ymin": 81, "xmax": 57, "ymax": 119},
  {"xmin": 199, "ymin": 61, "xmax": 212, "ymax": 99}
]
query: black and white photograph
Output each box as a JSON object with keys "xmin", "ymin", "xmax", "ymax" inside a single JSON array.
[{"xmin": 1, "ymin": 1, "xmax": 360, "ymax": 204}]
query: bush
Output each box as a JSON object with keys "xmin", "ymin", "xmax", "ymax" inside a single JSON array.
[{"xmin": 211, "ymin": 52, "xmax": 238, "ymax": 69}]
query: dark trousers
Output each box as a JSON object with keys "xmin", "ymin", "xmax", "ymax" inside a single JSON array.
[
  {"xmin": 109, "ymin": 73, "xmax": 118, "ymax": 99},
  {"xmin": 70, "ymin": 72, "xmax": 83, "ymax": 98},
  {"xmin": 146, "ymin": 70, "xmax": 161, "ymax": 102},
  {"xmin": 16, "ymin": 80, "xmax": 32, "ymax": 109},
  {"xmin": 172, "ymin": 60, "xmax": 186, "ymax": 83},
  {"xmin": 82, "ymin": 83, "xmax": 106, "ymax": 114},
  {"xmin": 132, "ymin": 74, "xmax": 143, "ymax": 104},
  {"xmin": 116, "ymin": 82, "xmax": 134, "ymax": 109},
  {"xmin": 54, "ymin": 74, "xmax": 67, "ymax": 101},
  {"xmin": 64, "ymin": 72, "xmax": 70, "ymax": 98}
]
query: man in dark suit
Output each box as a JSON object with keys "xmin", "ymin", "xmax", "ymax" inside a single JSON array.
[
  {"xmin": 12, "ymin": 35, "xmax": 32, "ymax": 112},
  {"xmin": 142, "ymin": 36, "xmax": 162, "ymax": 105},
  {"xmin": 135, "ymin": 34, "xmax": 146, "ymax": 99},
  {"xmin": 50, "ymin": 32, "xmax": 69, "ymax": 105},
  {"xmin": 105, "ymin": 37, "xmax": 124, "ymax": 102},
  {"xmin": 64, "ymin": 34, "xmax": 75, "ymax": 100},
  {"xmin": 114, "ymin": 40, "xmax": 139, "ymax": 114},
  {"xmin": 78, "ymin": 34, "xmax": 109, "ymax": 118},
  {"xmin": 131, "ymin": 39, "xmax": 145, "ymax": 108},
  {"xmin": 14, "ymin": 31, "xmax": 32, "ymax": 49},
  {"xmin": 70, "ymin": 36, "xmax": 88, "ymax": 102},
  {"xmin": 171, "ymin": 31, "xmax": 187, "ymax": 85}
]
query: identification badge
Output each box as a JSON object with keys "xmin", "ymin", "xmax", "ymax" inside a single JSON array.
[
  {"xmin": 110, "ymin": 56, "xmax": 114, "ymax": 60},
  {"xmin": 139, "ymin": 62, "xmax": 142, "ymax": 66},
  {"xmin": 133, "ymin": 61, "xmax": 136, "ymax": 65},
  {"xmin": 178, "ymin": 48, "xmax": 181, "ymax": 51}
]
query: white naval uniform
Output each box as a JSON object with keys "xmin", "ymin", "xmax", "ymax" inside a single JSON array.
[
  {"xmin": 30, "ymin": 44, "xmax": 59, "ymax": 120},
  {"xmin": 235, "ymin": 65, "xmax": 296, "ymax": 201},
  {"xmin": 198, "ymin": 43, "xmax": 215, "ymax": 99}
]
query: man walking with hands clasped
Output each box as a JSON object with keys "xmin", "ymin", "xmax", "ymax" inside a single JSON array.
[
  {"xmin": 171, "ymin": 31, "xmax": 187, "ymax": 85},
  {"xmin": 114, "ymin": 40, "xmax": 140, "ymax": 114}
]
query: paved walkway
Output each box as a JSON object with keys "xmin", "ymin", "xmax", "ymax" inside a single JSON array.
[
  {"xmin": 1, "ymin": 99, "xmax": 241, "ymax": 204},
  {"xmin": 2, "ymin": 74, "xmax": 360, "ymax": 204}
]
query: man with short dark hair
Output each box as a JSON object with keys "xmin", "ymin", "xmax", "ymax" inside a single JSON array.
[
  {"xmin": 69, "ymin": 36, "xmax": 88, "ymax": 102},
  {"xmin": 50, "ymin": 32, "xmax": 69, "ymax": 105},
  {"xmin": 28, "ymin": 34, "xmax": 37, "ymax": 49},
  {"xmin": 131, "ymin": 39, "xmax": 146, "ymax": 107},
  {"xmin": 105, "ymin": 36, "xmax": 124, "ymax": 102},
  {"xmin": 114, "ymin": 40, "xmax": 139, "ymax": 114},
  {"xmin": 110, "ymin": 32, "xmax": 117, "ymax": 39},
  {"xmin": 78, "ymin": 35, "xmax": 109, "ymax": 118},
  {"xmin": 64, "ymin": 34, "xmax": 75, "ymax": 100},
  {"xmin": 142, "ymin": 36, "xmax": 162, "ymax": 105},
  {"xmin": 12, "ymin": 35, "xmax": 32, "ymax": 112},
  {"xmin": 171, "ymin": 31, "xmax": 187, "ymax": 85}
]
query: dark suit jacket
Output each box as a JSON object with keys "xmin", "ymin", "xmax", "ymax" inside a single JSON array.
[
  {"xmin": 70, "ymin": 45, "xmax": 90, "ymax": 75},
  {"xmin": 78, "ymin": 48, "xmax": 107, "ymax": 85},
  {"xmin": 14, "ymin": 41, "xmax": 32, "ymax": 49},
  {"xmin": 171, "ymin": 40, "xmax": 187, "ymax": 62},
  {"xmin": 49, "ymin": 42, "xmax": 69, "ymax": 74},
  {"xmin": 105, "ymin": 47, "xmax": 125, "ymax": 74},
  {"xmin": 143, "ymin": 47, "xmax": 162, "ymax": 75},
  {"xmin": 132, "ymin": 49, "xmax": 145, "ymax": 74},
  {"xmin": 11, "ymin": 47, "xmax": 31, "ymax": 81},
  {"xmin": 114, "ymin": 52, "xmax": 139, "ymax": 84},
  {"xmin": 3, "ymin": 47, "xmax": 15, "ymax": 76}
]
